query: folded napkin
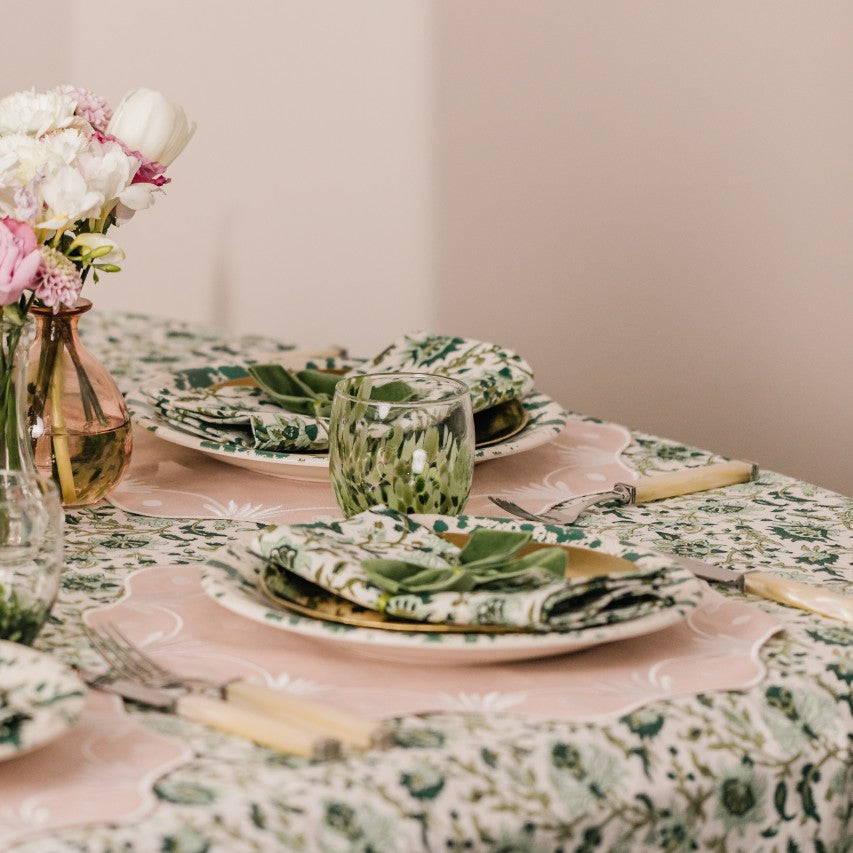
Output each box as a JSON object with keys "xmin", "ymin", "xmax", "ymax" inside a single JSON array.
[
  {"xmin": 250, "ymin": 508, "xmax": 694, "ymax": 632},
  {"xmin": 144, "ymin": 332, "xmax": 536, "ymax": 454}
]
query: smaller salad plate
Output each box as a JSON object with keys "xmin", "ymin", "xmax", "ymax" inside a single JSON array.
[{"xmin": 0, "ymin": 641, "xmax": 87, "ymax": 761}]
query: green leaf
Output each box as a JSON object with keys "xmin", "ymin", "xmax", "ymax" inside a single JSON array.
[
  {"xmin": 361, "ymin": 531, "xmax": 567, "ymax": 595},
  {"xmin": 773, "ymin": 780, "xmax": 794, "ymax": 821},
  {"xmin": 795, "ymin": 764, "xmax": 820, "ymax": 821},
  {"xmin": 367, "ymin": 379, "xmax": 415, "ymax": 403},
  {"xmin": 458, "ymin": 529, "xmax": 530, "ymax": 565}
]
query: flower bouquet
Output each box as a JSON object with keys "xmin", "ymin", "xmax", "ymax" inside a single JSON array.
[{"xmin": 0, "ymin": 85, "xmax": 194, "ymax": 504}]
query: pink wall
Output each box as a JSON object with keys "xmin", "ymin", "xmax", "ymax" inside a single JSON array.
[
  {"xmin": 2, "ymin": 1, "xmax": 850, "ymax": 494},
  {"xmin": 432, "ymin": 2, "xmax": 853, "ymax": 494}
]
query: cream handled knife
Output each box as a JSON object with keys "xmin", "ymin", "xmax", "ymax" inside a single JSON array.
[{"xmin": 674, "ymin": 555, "xmax": 853, "ymax": 623}]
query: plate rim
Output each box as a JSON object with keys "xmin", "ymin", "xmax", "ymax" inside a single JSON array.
[
  {"xmin": 0, "ymin": 640, "xmax": 87, "ymax": 761},
  {"xmin": 128, "ymin": 376, "xmax": 569, "ymax": 480},
  {"xmin": 200, "ymin": 520, "xmax": 703, "ymax": 665}
]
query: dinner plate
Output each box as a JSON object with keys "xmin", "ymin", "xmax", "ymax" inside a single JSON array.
[
  {"xmin": 0, "ymin": 641, "xmax": 87, "ymax": 761},
  {"xmin": 128, "ymin": 388, "xmax": 569, "ymax": 483},
  {"xmin": 200, "ymin": 519, "xmax": 703, "ymax": 665}
]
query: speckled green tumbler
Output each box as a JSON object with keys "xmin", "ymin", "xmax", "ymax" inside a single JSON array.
[{"xmin": 329, "ymin": 373, "xmax": 474, "ymax": 518}]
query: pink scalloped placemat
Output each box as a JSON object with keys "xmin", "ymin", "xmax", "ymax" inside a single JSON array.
[
  {"xmin": 0, "ymin": 689, "xmax": 191, "ymax": 847},
  {"xmin": 107, "ymin": 420, "xmax": 636, "ymax": 524},
  {"xmin": 84, "ymin": 563, "xmax": 783, "ymax": 722}
]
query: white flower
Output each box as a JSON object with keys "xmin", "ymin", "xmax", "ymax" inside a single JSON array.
[
  {"xmin": 76, "ymin": 138, "xmax": 137, "ymax": 213},
  {"xmin": 0, "ymin": 89, "xmax": 77, "ymax": 136},
  {"xmin": 41, "ymin": 128, "xmax": 90, "ymax": 166},
  {"xmin": 113, "ymin": 182, "xmax": 161, "ymax": 223},
  {"xmin": 37, "ymin": 165, "xmax": 103, "ymax": 230},
  {"xmin": 0, "ymin": 131, "xmax": 91, "ymax": 223},
  {"xmin": 0, "ymin": 133, "xmax": 53, "ymax": 186},
  {"xmin": 107, "ymin": 88, "xmax": 195, "ymax": 166},
  {"xmin": 69, "ymin": 233, "xmax": 125, "ymax": 266}
]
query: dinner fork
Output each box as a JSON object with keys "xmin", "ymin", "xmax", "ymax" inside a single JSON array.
[
  {"xmin": 489, "ymin": 486, "xmax": 634, "ymax": 525},
  {"xmin": 84, "ymin": 622, "xmax": 393, "ymax": 750},
  {"xmin": 489, "ymin": 460, "xmax": 759, "ymax": 525}
]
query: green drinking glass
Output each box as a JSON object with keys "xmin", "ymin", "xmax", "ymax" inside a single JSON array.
[{"xmin": 328, "ymin": 373, "xmax": 475, "ymax": 518}]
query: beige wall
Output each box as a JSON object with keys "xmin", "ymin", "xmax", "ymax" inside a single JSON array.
[
  {"xmin": 3, "ymin": 2, "xmax": 851, "ymax": 495},
  {"xmin": 432, "ymin": 2, "xmax": 853, "ymax": 496}
]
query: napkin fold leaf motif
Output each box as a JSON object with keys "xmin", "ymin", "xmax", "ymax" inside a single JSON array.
[
  {"xmin": 247, "ymin": 365, "xmax": 418, "ymax": 420},
  {"xmin": 246, "ymin": 366, "xmax": 341, "ymax": 418},
  {"xmin": 250, "ymin": 508, "xmax": 698, "ymax": 632},
  {"xmin": 362, "ymin": 529, "xmax": 567, "ymax": 594}
]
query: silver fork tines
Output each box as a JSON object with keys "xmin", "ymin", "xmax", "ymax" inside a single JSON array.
[
  {"xmin": 489, "ymin": 483, "xmax": 635, "ymax": 525},
  {"xmin": 84, "ymin": 622, "xmax": 220, "ymax": 694}
]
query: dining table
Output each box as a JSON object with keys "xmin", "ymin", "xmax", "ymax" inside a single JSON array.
[{"xmin": 2, "ymin": 309, "xmax": 850, "ymax": 852}]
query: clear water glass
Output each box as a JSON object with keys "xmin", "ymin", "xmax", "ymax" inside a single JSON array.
[
  {"xmin": 329, "ymin": 373, "xmax": 475, "ymax": 518},
  {"xmin": 0, "ymin": 471, "xmax": 64, "ymax": 644}
]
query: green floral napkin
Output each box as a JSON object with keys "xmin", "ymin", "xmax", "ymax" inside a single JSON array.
[
  {"xmin": 143, "ymin": 332, "xmax": 537, "ymax": 454},
  {"xmin": 250, "ymin": 508, "xmax": 696, "ymax": 632}
]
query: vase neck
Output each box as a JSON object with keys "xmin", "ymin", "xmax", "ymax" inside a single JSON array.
[
  {"xmin": 0, "ymin": 317, "xmax": 38, "ymax": 474},
  {"xmin": 29, "ymin": 299, "xmax": 93, "ymax": 322}
]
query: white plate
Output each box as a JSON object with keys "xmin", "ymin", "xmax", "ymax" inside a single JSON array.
[
  {"xmin": 200, "ymin": 518, "xmax": 703, "ymax": 666},
  {"xmin": 128, "ymin": 390, "xmax": 569, "ymax": 483},
  {"xmin": 0, "ymin": 641, "xmax": 87, "ymax": 761}
]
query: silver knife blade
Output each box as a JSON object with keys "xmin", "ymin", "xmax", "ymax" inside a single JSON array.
[
  {"xmin": 670, "ymin": 554, "xmax": 744, "ymax": 587},
  {"xmin": 666, "ymin": 554, "xmax": 853, "ymax": 623},
  {"xmin": 78, "ymin": 669, "xmax": 182, "ymax": 709}
]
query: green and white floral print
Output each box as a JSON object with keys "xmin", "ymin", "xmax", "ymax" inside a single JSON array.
[{"xmin": 352, "ymin": 331, "xmax": 536, "ymax": 412}]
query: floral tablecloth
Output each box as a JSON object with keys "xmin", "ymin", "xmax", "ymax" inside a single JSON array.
[{"xmin": 9, "ymin": 311, "xmax": 852, "ymax": 852}]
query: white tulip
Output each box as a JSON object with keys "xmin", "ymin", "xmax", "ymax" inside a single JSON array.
[{"xmin": 107, "ymin": 88, "xmax": 195, "ymax": 166}]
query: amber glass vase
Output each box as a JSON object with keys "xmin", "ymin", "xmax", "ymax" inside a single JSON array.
[{"xmin": 27, "ymin": 299, "xmax": 132, "ymax": 507}]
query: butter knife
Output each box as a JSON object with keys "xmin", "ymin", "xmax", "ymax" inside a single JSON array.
[
  {"xmin": 674, "ymin": 556, "xmax": 853, "ymax": 623},
  {"xmin": 79, "ymin": 671, "xmax": 341, "ymax": 760}
]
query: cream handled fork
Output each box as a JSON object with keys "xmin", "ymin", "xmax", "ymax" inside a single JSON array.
[
  {"xmin": 84, "ymin": 622, "xmax": 393, "ymax": 754},
  {"xmin": 490, "ymin": 459, "xmax": 758, "ymax": 524}
]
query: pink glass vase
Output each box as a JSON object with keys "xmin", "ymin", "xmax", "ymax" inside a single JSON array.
[{"xmin": 27, "ymin": 299, "xmax": 132, "ymax": 507}]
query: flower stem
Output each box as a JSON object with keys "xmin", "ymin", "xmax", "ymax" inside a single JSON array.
[{"xmin": 48, "ymin": 349, "xmax": 77, "ymax": 504}]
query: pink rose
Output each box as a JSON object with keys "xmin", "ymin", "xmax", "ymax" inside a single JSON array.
[{"xmin": 0, "ymin": 218, "xmax": 41, "ymax": 306}]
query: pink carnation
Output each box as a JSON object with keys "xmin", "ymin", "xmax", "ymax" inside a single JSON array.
[
  {"xmin": 0, "ymin": 218, "xmax": 41, "ymax": 307},
  {"xmin": 33, "ymin": 246, "xmax": 82, "ymax": 311},
  {"xmin": 94, "ymin": 130, "xmax": 170, "ymax": 187},
  {"xmin": 54, "ymin": 84, "xmax": 113, "ymax": 133}
]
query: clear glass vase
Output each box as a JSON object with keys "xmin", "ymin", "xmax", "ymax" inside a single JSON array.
[
  {"xmin": 27, "ymin": 299, "xmax": 133, "ymax": 507},
  {"xmin": 0, "ymin": 470, "xmax": 63, "ymax": 644},
  {"xmin": 0, "ymin": 313, "xmax": 64, "ymax": 644}
]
